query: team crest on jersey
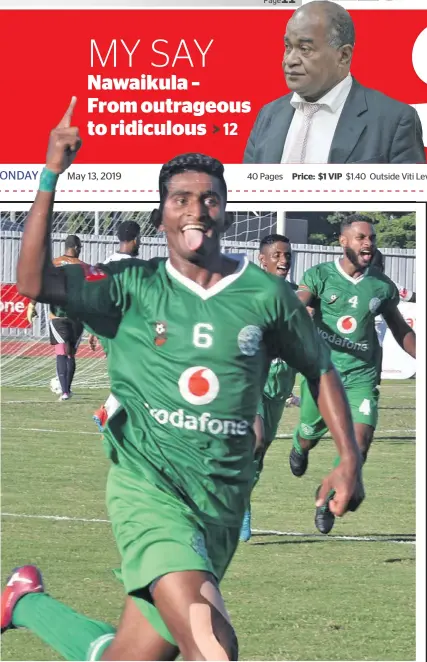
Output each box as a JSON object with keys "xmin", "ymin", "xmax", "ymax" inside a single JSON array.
[
  {"xmin": 337, "ymin": 316, "xmax": 357, "ymax": 334},
  {"xmin": 327, "ymin": 294, "xmax": 338, "ymax": 304},
  {"xmin": 178, "ymin": 366, "xmax": 219, "ymax": 405},
  {"xmin": 154, "ymin": 321, "xmax": 167, "ymax": 346},
  {"xmin": 237, "ymin": 325, "xmax": 262, "ymax": 356},
  {"xmin": 369, "ymin": 297, "xmax": 382, "ymax": 314}
]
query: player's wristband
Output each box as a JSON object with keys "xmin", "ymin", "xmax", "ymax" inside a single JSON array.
[{"xmin": 39, "ymin": 168, "xmax": 59, "ymax": 193}]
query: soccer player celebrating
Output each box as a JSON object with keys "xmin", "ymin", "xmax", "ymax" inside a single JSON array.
[
  {"xmin": 28, "ymin": 234, "xmax": 87, "ymax": 400},
  {"xmin": 240, "ymin": 234, "xmax": 300, "ymax": 542},
  {"xmin": 291, "ymin": 215, "xmax": 416, "ymax": 535},
  {"xmin": 3, "ymin": 99, "xmax": 364, "ymax": 661},
  {"xmin": 91, "ymin": 220, "xmax": 141, "ymax": 431}
]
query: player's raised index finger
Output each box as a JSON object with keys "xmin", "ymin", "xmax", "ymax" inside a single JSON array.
[{"xmin": 57, "ymin": 96, "xmax": 77, "ymax": 128}]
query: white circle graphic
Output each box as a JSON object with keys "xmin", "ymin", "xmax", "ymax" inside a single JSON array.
[
  {"xmin": 413, "ymin": 28, "xmax": 427, "ymax": 84},
  {"xmin": 178, "ymin": 366, "xmax": 220, "ymax": 406},
  {"xmin": 337, "ymin": 316, "xmax": 357, "ymax": 334}
]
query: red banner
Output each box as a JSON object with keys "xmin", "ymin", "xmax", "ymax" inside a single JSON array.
[
  {"xmin": 0, "ymin": 285, "xmax": 31, "ymax": 329},
  {"xmin": 0, "ymin": 9, "xmax": 425, "ymax": 164}
]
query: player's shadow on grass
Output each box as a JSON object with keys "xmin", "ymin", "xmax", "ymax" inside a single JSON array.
[
  {"xmin": 251, "ymin": 533, "xmax": 415, "ymax": 546},
  {"xmin": 379, "ymin": 406, "xmax": 416, "ymax": 410},
  {"xmin": 252, "ymin": 538, "xmax": 327, "ymax": 546},
  {"xmin": 358, "ymin": 533, "xmax": 415, "ymax": 539},
  {"xmin": 371, "ymin": 436, "xmax": 415, "ymax": 442}
]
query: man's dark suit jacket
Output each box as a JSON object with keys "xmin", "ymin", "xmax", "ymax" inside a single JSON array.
[{"xmin": 243, "ymin": 79, "xmax": 426, "ymax": 164}]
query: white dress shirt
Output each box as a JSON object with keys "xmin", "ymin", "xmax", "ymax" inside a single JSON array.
[{"xmin": 281, "ymin": 74, "xmax": 353, "ymax": 164}]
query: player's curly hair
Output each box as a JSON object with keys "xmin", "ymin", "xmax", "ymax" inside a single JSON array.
[
  {"xmin": 340, "ymin": 213, "xmax": 373, "ymax": 234},
  {"xmin": 158, "ymin": 153, "xmax": 227, "ymax": 204}
]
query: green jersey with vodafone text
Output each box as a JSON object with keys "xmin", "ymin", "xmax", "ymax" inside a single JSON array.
[
  {"xmin": 299, "ymin": 259, "xmax": 399, "ymax": 385},
  {"xmin": 59, "ymin": 256, "xmax": 331, "ymax": 527}
]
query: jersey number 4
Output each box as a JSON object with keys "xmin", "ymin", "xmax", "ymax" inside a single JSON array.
[
  {"xmin": 348, "ymin": 296, "xmax": 358, "ymax": 309},
  {"xmin": 193, "ymin": 323, "xmax": 214, "ymax": 348},
  {"xmin": 359, "ymin": 399, "xmax": 371, "ymax": 416}
]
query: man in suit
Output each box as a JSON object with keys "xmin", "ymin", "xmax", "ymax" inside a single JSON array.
[{"xmin": 243, "ymin": 0, "xmax": 425, "ymax": 164}]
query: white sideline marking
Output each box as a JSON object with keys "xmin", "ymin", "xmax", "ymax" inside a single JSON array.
[
  {"xmin": 1, "ymin": 427, "xmax": 100, "ymax": 436},
  {"xmin": 0, "ymin": 512, "xmax": 415, "ymax": 545},
  {"xmin": 2, "ymin": 512, "xmax": 110, "ymax": 523},
  {"xmin": 277, "ymin": 430, "xmax": 415, "ymax": 438},
  {"xmin": 1, "ymin": 426, "xmax": 415, "ymax": 438},
  {"xmin": 3, "ymin": 400, "xmax": 102, "ymax": 404}
]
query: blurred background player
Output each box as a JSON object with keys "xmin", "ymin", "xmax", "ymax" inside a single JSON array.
[
  {"xmin": 370, "ymin": 249, "xmax": 416, "ymax": 347},
  {"xmin": 293, "ymin": 215, "xmax": 416, "ymax": 534},
  {"xmin": 5, "ymin": 99, "xmax": 364, "ymax": 661},
  {"xmin": 27, "ymin": 235, "xmax": 87, "ymax": 401},
  {"xmin": 240, "ymin": 234, "xmax": 300, "ymax": 542},
  {"xmin": 90, "ymin": 220, "xmax": 141, "ymax": 431},
  {"xmin": 370, "ymin": 249, "xmax": 416, "ymax": 303}
]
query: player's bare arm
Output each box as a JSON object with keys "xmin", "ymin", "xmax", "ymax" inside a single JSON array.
[
  {"xmin": 26, "ymin": 300, "xmax": 38, "ymax": 324},
  {"xmin": 309, "ymin": 367, "xmax": 364, "ymax": 517},
  {"xmin": 382, "ymin": 306, "xmax": 416, "ymax": 358},
  {"xmin": 17, "ymin": 98, "xmax": 81, "ymax": 302},
  {"xmin": 297, "ymin": 287, "xmax": 315, "ymax": 307}
]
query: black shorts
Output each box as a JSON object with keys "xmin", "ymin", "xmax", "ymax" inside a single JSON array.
[{"xmin": 49, "ymin": 317, "xmax": 84, "ymax": 351}]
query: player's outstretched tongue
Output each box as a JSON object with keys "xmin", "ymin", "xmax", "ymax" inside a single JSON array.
[{"xmin": 184, "ymin": 228, "xmax": 204, "ymax": 252}]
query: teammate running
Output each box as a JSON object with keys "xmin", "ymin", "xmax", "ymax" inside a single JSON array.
[
  {"xmin": 28, "ymin": 235, "xmax": 87, "ymax": 400},
  {"xmin": 240, "ymin": 234, "xmax": 300, "ymax": 542},
  {"xmin": 3, "ymin": 99, "xmax": 364, "ymax": 662},
  {"xmin": 290, "ymin": 215, "xmax": 416, "ymax": 535},
  {"xmin": 91, "ymin": 220, "xmax": 141, "ymax": 431}
]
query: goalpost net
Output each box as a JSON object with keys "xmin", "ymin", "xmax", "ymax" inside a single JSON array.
[{"xmin": 1, "ymin": 210, "xmax": 278, "ymax": 389}]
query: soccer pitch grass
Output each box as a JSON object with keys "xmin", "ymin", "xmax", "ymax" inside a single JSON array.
[{"xmin": 1, "ymin": 381, "xmax": 415, "ymax": 661}]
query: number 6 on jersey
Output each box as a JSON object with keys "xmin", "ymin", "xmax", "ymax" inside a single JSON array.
[{"xmin": 193, "ymin": 323, "xmax": 214, "ymax": 348}]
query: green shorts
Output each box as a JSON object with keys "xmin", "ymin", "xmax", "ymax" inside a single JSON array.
[
  {"xmin": 297, "ymin": 376, "xmax": 379, "ymax": 441},
  {"xmin": 106, "ymin": 464, "xmax": 240, "ymax": 645},
  {"xmin": 257, "ymin": 397, "xmax": 286, "ymax": 447}
]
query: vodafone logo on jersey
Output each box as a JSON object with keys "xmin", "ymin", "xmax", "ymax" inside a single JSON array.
[
  {"xmin": 178, "ymin": 367, "xmax": 219, "ymax": 406},
  {"xmin": 337, "ymin": 316, "xmax": 358, "ymax": 334}
]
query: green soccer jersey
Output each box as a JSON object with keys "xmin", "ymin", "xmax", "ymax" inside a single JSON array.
[
  {"xmin": 263, "ymin": 359, "xmax": 296, "ymax": 401},
  {"xmin": 263, "ymin": 282, "xmax": 298, "ymax": 401},
  {"xmin": 299, "ymin": 259, "xmax": 399, "ymax": 384},
  {"xmin": 60, "ymin": 256, "xmax": 331, "ymax": 527},
  {"xmin": 50, "ymin": 258, "xmax": 80, "ymax": 319}
]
